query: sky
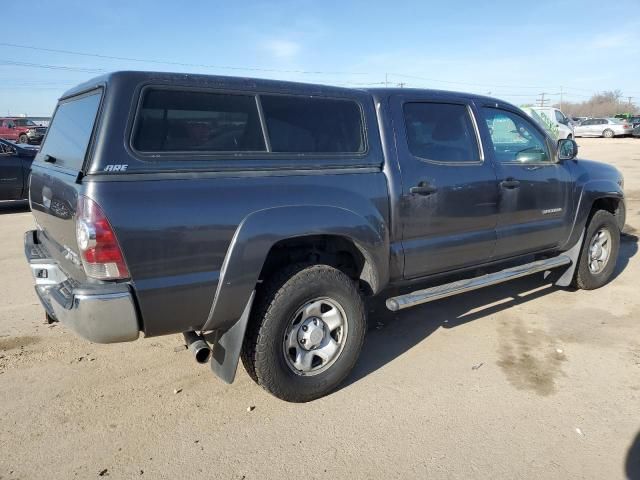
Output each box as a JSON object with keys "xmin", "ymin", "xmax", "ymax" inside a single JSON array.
[{"xmin": 1, "ymin": 0, "xmax": 639, "ymax": 116}]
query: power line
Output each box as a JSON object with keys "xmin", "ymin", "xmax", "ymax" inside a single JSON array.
[
  {"xmin": 0, "ymin": 42, "xmax": 626, "ymax": 96},
  {"xmin": 0, "ymin": 59, "xmax": 104, "ymax": 73},
  {"xmin": 0, "ymin": 42, "xmax": 370, "ymax": 76},
  {"xmin": 389, "ymin": 72, "xmax": 558, "ymax": 90},
  {"xmin": 0, "ymin": 42, "xmax": 636, "ymax": 106}
]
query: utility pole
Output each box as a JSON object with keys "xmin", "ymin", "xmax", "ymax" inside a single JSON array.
[
  {"xmin": 628, "ymin": 97, "xmax": 633, "ymax": 109},
  {"xmin": 559, "ymin": 86, "xmax": 563, "ymax": 111},
  {"xmin": 385, "ymin": 73, "xmax": 388, "ymax": 88},
  {"xmin": 397, "ymin": 82, "xmax": 406, "ymax": 88},
  {"xmin": 536, "ymin": 92, "xmax": 549, "ymax": 107}
]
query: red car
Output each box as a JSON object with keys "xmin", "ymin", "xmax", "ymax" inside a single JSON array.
[{"xmin": 0, "ymin": 117, "xmax": 47, "ymax": 145}]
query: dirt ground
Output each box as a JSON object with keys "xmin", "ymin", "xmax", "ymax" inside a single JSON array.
[{"xmin": 1, "ymin": 137, "xmax": 639, "ymax": 480}]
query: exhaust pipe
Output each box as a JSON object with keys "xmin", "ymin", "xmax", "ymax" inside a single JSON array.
[{"xmin": 183, "ymin": 331, "xmax": 212, "ymax": 364}]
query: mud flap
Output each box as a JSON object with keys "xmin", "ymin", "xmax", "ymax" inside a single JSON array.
[
  {"xmin": 209, "ymin": 291, "xmax": 255, "ymax": 384},
  {"xmin": 555, "ymin": 230, "xmax": 585, "ymax": 287}
]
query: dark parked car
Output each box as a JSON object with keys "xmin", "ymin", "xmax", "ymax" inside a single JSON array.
[
  {"xmin": 629, "ymin": 116, "xmax": 640, "ymax": 128},
  {"xmin": 633, "ymin": 125, "xmax": 640, "ymax": 137},
  {"xmin": 25, "ymin": 72, "xmax": 625, "ymax": 402},
  {"xmin": 0, "ymin": 138, "xmax": 38, "ymax": 200},
  {"xmin": 0, "ymin": 118, "xmax": 47, "ymax": 145}
]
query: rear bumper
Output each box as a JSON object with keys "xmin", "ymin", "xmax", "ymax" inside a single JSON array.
[{"xmin": 25, "ymin": 230, "xmax": 140, "ymax": 343}]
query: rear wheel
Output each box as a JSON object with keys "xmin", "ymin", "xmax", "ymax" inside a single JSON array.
[
  {"xmin": 18, "ymin": 134, "xmax": 28, "ymax": 144},
  {"xmin": 603, "ymin": 129, "xmax": 615, "ymax": 138},
  {"xmin": 241, "ymin": 264, "xmax": 366, "ymax": 402},
  {"xmin": 572, "ymin": 210, "xmax": 620, "ymax": 289}
]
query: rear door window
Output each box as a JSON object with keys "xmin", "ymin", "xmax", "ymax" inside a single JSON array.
[
  {"xmin": 260, "ymin": 95, "xmax": 365, "ymax": 154},
  {"xmin": 403, "ymin": 102, "xmax": 480, "ymax": 163},
  {"xmin": 133, "ymin": 89, "xmax": 266, "ymax": 153},
  {"xmin": 38, "ymin": 91, "xmax": 102, "ymax": 171}
]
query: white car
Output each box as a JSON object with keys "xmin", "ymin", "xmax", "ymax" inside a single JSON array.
[
  {"xmin": 574, "ymin": 118, "xmax": 633, "ymax": 138},
  {"xmin": 521, "ymin": 107, "xmax": 574, "ymax": 141}
]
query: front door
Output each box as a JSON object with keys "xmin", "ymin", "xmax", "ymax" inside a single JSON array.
[
  {"xmin": 584, "ymin": 119, "xmax": 601, "ymax": 137},
  {"xmin": 479, "ymin": 106, "xmax": 573, "ymax": 258},
  {"xmin": 392, "ymin": 97, "xmax": 499, "ymax": 278}
]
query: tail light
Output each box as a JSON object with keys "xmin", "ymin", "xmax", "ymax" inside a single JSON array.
[{"xmin": 75, "ymin": 195, "xmax": 130, "ymax": 280}]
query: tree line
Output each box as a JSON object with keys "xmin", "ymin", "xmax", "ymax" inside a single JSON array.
[{"xmin": 555, "ymin": 91, "xmax": 637, "ymax": 117}]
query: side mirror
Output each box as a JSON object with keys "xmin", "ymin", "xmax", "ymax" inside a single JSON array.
[{"xmin": 558, "ymin": 138, "xmax": 578, "ymax": 161}]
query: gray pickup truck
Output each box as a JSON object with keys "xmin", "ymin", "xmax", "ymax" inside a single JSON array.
[{"xmin": 24, "ymin": 71, "xmax": 625, "ymax": 402}]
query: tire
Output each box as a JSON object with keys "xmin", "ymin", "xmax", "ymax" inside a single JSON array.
[
  {"xmin": 572, "ymin": 210, "xmax": 620, "ymax": 290},
  {"xmin": 241, "ymin": 263, "xmax": 366, "ymax": 402},
  {"xmin": 18, "ymin": 134, "xmax": 28, "ymax": 144},
  {"xmin": 603, "ymin": 129, "xmax": 614, "ymax": 138}
]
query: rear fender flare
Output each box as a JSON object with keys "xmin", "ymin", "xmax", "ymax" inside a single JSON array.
[{"xmin": 201, "ymin": 205, "xmax": 388, "ymax": 334}]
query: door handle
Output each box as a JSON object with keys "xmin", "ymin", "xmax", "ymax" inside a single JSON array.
[
  {"xmin": 500, "ymin": 179, "xmax": 520, "ymax": 189},
  {"xmin": 410, "ymin": 182, "xmax": 437, "ymax": 195}
]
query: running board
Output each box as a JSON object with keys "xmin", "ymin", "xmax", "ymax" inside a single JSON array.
[{"xmin": 386, "ymin": 255, "xmax": 571, "ymax": 311}]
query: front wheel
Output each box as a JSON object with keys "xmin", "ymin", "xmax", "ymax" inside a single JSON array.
[
  {"xmin": 241, "ymin": 264, "xmax": 366, "ymax": 402},
  {"xmin": 572, "ymin": 210, "xmax": 620, "ymax": 289},
  {"xmin": 603, "ymin": 129, "xmax": 615, "ymax": 138},
  {"xmin": 18, "ymin": 134, "xmax": 28, "ymax": 144}
]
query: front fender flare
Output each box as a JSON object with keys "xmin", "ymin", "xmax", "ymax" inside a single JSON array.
[{"xmin": 563, "ymin": 179, "xmax": 624, "ymax": 250}]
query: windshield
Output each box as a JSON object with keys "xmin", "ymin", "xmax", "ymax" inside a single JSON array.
[
  {"xmin": 608, "ymin": 118, "xmax": 625, "ymax": 124},
  {"xmin": 14, "ymin": 119, "xmax": 38, "ymax": 127}
]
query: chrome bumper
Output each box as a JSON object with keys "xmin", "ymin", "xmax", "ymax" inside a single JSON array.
[{"xmin": 25, "ymin": 230, "xmax": 140, "ymax": 343}]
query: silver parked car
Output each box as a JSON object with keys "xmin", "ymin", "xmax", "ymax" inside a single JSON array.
[{"xmin": 574, "ymin": 117, "xmax": 633, "ymax": 138}]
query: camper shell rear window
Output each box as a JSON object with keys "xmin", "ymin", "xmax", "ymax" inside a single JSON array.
[{"xmin": 37, "ymin": 90, "xmax": 103, "ymax": 171}]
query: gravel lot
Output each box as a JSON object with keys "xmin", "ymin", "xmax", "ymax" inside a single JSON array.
[{"xmin": 1, "ymin": 137, "xmax": 639, "ymax": 480}]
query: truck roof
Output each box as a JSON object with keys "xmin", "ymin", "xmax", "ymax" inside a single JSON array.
[
  {"xmin": 60, "ymin": 70, "xmax": 359, "ymax": 100},
  {"xmin": 61, "ymin": 70, "xmax": 519, "ymax": 110}
]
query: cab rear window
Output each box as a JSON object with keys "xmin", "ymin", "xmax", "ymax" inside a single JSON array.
[{"xmin": 38, "ymin": 91, "xmax": 102, "ymax": 171}]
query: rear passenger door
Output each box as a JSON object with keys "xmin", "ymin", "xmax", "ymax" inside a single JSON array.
[
  {"xmin": 391, "ymin": 97, "xmax": 499, "ymax": 278},
  {"xmin": 479, "ymin": 106, "xmax": 573, "ymax": 258}
]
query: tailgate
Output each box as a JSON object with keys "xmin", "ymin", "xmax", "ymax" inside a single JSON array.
[{"xmin": 29, "ymin": 89, "xmax": 103, "ymax": 281}]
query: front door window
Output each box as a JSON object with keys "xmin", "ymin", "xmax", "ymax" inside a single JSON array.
[{"xmin": 483, "ymin": 109, "xmax": 551, "ymax": 164}]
